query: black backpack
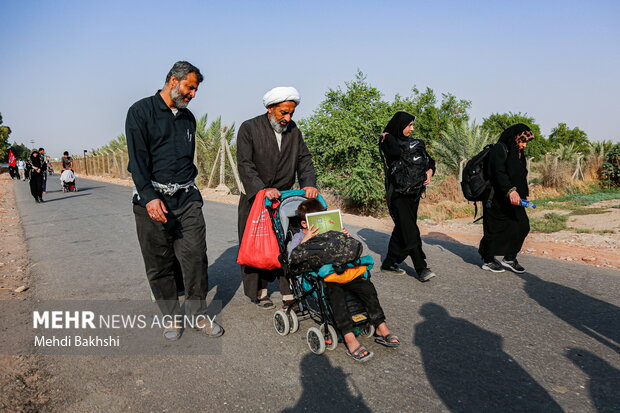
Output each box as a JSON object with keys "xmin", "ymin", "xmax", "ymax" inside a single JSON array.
[
  {"xmin": 461, "ymin": 142, "xmax": 507, "ymax": 219},
  {"xmin": 289, "ymin": 231, "xmax": 363, "ymax": 273},
  {"xmin": 380, "ymin": 138, "xmax": 429, "ymax": 197}
]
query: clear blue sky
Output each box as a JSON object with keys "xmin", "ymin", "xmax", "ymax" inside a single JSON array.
[{"xmin": 1, "ymin": 0, "xmax": 618, "ymax": 157}]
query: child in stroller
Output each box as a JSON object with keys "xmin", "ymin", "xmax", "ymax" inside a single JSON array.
[
  {"xmin": 60, "ymin": 169, "xmax": 78, "ymax": 192},
  {"xmin": 267, "ymin": 192, "xmax": 400, "ymax": 362}
]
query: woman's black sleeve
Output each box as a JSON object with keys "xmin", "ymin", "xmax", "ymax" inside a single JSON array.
[{"xmin": 380, "ymin": 134, "xmax": 402, "ymax": 157}]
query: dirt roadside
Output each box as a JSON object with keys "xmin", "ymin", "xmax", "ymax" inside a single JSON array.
[
  {"xmin": 0, "ymin": 174, "xmax": 52, "ymax": 412},
  {"xmin": 82, "ymin": 174, "xmax": 620, "ymax": 270}
]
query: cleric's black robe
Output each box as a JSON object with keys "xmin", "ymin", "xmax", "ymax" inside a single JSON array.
[{"xmin": 236, "ymin": 113, "xmax": 316, "ymax": 299}]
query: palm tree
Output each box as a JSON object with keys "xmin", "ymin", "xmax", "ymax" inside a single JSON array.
[{"xmin": 433, "ymin": 120, "xmax": 496, "ymax": 176}]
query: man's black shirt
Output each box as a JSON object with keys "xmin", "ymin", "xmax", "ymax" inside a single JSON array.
[{"xmin": 126, "ymin": 91, "xmax": 202, "ymax": 210}]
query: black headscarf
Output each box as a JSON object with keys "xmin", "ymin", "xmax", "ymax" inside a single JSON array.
[
  {"xmin": 497, "ymin": 123, "xmax": 532, "ymax": 197},
  {"xmin": 499, "ymin": 123, "xmax": 533, "ymax": 148},
  {"xmin": 30, "ymin": 151, "xmax": 42, "ymax": 169},
  {"xmin": 384, "ymin": 111, "xmax": 416, "ymax": 140}
]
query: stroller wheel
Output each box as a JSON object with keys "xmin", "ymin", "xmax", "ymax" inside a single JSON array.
[
  {"xmin": 287, "ymin": 309, "xmax": 299, "ymax": 334},
  {"xmin": 306, "ymin": 327, "xmax": 326, "ymax": 355},
  {"xmin": 273, "ymin": 309, "xmax": 290, "ymax": 336},
  {"xmin": 321, "ymin": 323, "xmax": 339, "ymax": 351},
  {"xmin": 361, "ymin": 323, "xmax": 376, "ymax": 338}
]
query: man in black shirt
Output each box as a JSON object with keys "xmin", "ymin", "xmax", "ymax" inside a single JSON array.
[{"xmin": 126, "ymin": 61, "xmax": 223, "ymax": 340}]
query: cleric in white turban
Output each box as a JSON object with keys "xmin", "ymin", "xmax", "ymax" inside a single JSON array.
[
  {"xmin": 236, "ymin": 85, "xmax": 317, "ymax": 310},
  {"xmin": 262, "ymin": 86, "xmax": 301, "ymax": 108}
]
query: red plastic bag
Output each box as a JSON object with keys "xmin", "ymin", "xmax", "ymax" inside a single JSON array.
[{"xmin": 237, "ymin": 189, "xmax": 281, "ymax": 269}]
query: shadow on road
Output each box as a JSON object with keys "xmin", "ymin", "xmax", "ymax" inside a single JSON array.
[
  {"xmin": 517, "ymin": 272, "xmax": 620, "ymax": 354},
  {"xmin": 43, "ymin": 193, "xmax": 91, "ymax": 202},
  {"xmin": 414, "ymin": 303, "xmax": 563, "ymax": 413},
  {"xmin": 282, "ymin": 353, "xmax": 371, "ymax": 413},
  {"xmin": 357, "ymin": 228, "xmax": 388, "ymax": 259},
  {"xmin": 208, "ymin": 246, "xmax": 242, "ymax": 310},
  {"xmin": 566, "ymin": 348, "xmax": 620, "ymax": 413},
  {"xmin": 424, "ymin": 232, "xmax": 481, "ymax": 266}
]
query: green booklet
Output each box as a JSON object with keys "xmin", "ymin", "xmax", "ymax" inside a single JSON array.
[{"xmin": 305, "ymin": 209, "xmax": 343, "ymax": 234}]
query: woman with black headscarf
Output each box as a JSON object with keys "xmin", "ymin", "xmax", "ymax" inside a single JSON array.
[
  {"xmin": 29, "ymin": 150, "xmax": 44, "ymax": 203},
  {"xmin": 479, "ymin": 123, "xmax": 534, "ymax": 273},
  {"xmin": 379, "ymin": 111, "xmax": 436, "ymax": 281}
]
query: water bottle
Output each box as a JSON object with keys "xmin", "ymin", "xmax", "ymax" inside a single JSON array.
[{"xmin": 520, "ymin": 199, "xmax": 536, "ymax": 209}]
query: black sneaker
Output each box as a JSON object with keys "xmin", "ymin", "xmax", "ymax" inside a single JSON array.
[
  {"xmin": 381, "ymin": 264, "xmax": 406, "ymax": 275},
  {"xmin": 481, "ymin": 260, "xmax": 505, "ymax": 273},
  {"xmin": 418, "ymin": 268, "xmax": 436, "ymax": 282},
  {"xmin": 501, "ymin": 258, "xmax": 525, "ymax": 273}
]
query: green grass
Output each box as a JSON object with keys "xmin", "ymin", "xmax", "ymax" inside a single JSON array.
[
  {"xmin": 537, "ymin": 189, "xmax": 620, "ymax": 206},
  {"xmin": 530, "ymin": 213, "xmax": 568, "ymax": 233},
  {"xmin": 418, "ymin": 215, "xmax": 431, "ymax": 220},
  {"xmin": 613, "ymin": 205, "xmax": 620, "ymax": 209},
  {"xmin": 572, "ymin": 228, "xmax": 593, "ymax": 233},
  {"xmin": 598, "ymin": 229, "xmax": 615, "ymax": 234},
  {"xmin": 569, "ymin": 208, "xmax": 610, "ymax": 216}
]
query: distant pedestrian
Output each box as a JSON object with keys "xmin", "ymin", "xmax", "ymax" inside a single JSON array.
[
  {"xmin": 379, "ymin": 111, "xmax": 437, "ymax": 282},
  {"xmin": 29, "ymin": 150, "xmax": 44, "ymax": 203},
  {"xmin": 46, "ymin": 156, "xmax": 53, "ymax": 175},
  {"xmin": 126, "ymin": 61, "xmax": 223, "ymax": 340},
  {"xmin": 8, "ymin": 150, "xmax": 17, "ymax": 179},
  {"xmin": 16, "ymin": 158, "xmax": 25, "ymax": 180},
  {"xmin": 61, "ymin": 151, "xmax": 73, "ymax": 171},
  {"xmin": 39, "ymin": 148, "xmax": 48, "ymax": 194},
  {"xmin": 479, "ymin": 123, "xmax": 534, "ymax": 273}
]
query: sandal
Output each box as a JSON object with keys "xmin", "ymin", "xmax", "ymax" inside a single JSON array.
[
  {"xmin": 374, "ymin": 333, "xmax": 401, "ymax": 348},
  {"xmin": 255, "ymin": 297, "xmax": 275, "ymax": 310},
  {"xmin": 163, "ymin": 327, "xmax": 182, "ymax": 341},
  {"xmin": 196, "ymin": 319, "xmax": 224, "ymax": 338},
  {"xmin": 346, "ymin": 344, "xmax": 374, "ymax": 363}
]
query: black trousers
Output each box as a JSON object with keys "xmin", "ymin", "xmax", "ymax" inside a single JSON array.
[
  {"xmin": 29, "ymin": 172, "xmax": 43, "ymax": 201},
  {"xmin": 134, "ymin": 201, "xmax": 208, "ymax": 318},
  {"xmin": 324, "ymin": 277, "xmax": 386, "ymax": 336},
  {"xmin": 383, "ymin": 194, "xmax": 427, "ymax": 271},
  {"xmin": 479, "ymin": 197, "xmax": 530, "ymax": 262}
]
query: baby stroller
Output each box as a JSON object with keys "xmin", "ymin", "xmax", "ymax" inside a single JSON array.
[
  {"xmin": 266, "ymin": 190, "xmax": 376, "ymax": 355},
  {"xmin": 60, "ymin": 170, "xmax": 78, "ymax": 192}
]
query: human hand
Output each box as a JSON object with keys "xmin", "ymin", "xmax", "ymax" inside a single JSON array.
[
  {"xmin": 423, "ymin": 169, "xmax": 433, "ymax": 186},
  {"xmin": 301, "ymin": 226, "xmax": 320, "ymax": 243},
  {"xmin": 302, "ymin": 186, "xmax": 318, "ymax": 198},
  {"xmin": 146, "ymin": 199, "xmax": 169, "ymax": 223},
  {"xmin": 509, "ymin": 191, "xmax": 521, "ymax": 206},
  {"xmin": 265, "ymin": 188, "xmax": 281, "ymax": 200},
  {"xmin": 380, "ymin": 132, "xmax": 388, "ymax": 142},
  {"xmin": 341, "ymin": 227, "xmax": 350, "ymax": 236}
]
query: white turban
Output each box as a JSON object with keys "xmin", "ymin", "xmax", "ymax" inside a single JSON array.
[{"xmin": 262, "ymin": 86, "xmax": 301, "ymax": 108}]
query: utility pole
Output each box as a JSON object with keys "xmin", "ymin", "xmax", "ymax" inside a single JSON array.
[{"xmin": 83, "ymin": 150, "xmax": 89, "ymax": 175}]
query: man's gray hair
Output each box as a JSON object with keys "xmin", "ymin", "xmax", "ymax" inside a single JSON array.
[{"xmin": 165, "ymin": 61, "xmax": 204, "ymax": 84}]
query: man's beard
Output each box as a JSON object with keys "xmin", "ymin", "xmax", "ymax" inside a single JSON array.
[
  {"xmin": 269, "ymin": 114, "xmax": 287, "ymax": 134},
  {"xmin": 170, "ymin": 84, "xmax": 191, "ymax": 109}
]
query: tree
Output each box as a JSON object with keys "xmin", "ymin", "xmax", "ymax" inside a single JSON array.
[
  {"xmin": 299, "ymin": 71, "xmax": 391, "ymax": 212},
  {"xmin": 433, "ymin": 121, "xmax": 495, "ymax": 175},
  {"xmin": 0, "ymin": 113, "xmax": 12, "ymax": 161},
  {"xmin": 481, "ymin": 112, "xmax": 550, "ymax": 159},
  {"xmin": 8, "ymin": 141, "xmax": 29, "ymax": 160},
  {"xmin": 548, "ymin": 123, "xmax": 590, "ymax": 153},
  {"xmin": 300, "ymin": 71, "xmax": 472, "ymax": 212},
  {"xmin": 394, "ymin": 87, "xmax": 471, "ymax": 148}
]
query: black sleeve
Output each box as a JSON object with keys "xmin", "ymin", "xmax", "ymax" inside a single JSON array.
[
  {"xmin": 236, "ymin": 121, "xmax": 266, "ymax": 200},
  {"xmin": 126, "ymin": 105, "xmax": 158, "ymax": 204},
  {"xmin": 489, "ymin": 143, "xmax": 512, "ymax": 196},
  {"xmin": 380, "ymin": 133, "xmax": 402, "ymax": 157},
  {"xmin": 427, "ymin": 149, "xmax": 436, "ymax": 175},
  {"xmin": 296, "ymin": 132, "xmax": 317, "ymax": 188}
]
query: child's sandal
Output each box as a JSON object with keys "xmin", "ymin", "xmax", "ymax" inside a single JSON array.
[
  {"xmin": 346, "ymin": 345, "xmax": 374, "ymax": 362},
  {"xmin": 374, "ymin": 333, "xmax": 401, "ymax": 348}
]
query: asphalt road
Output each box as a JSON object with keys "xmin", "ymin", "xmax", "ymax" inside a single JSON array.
[{"xmin": 11, "ymin": 176, "xmax": 620, "ymax": 412}]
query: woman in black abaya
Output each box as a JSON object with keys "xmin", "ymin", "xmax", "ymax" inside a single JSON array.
[
  {"xmin": 29, "ymin": 150, "xmax": 44, "ymax": 203},
  {"xmin": 379, "ymin": 111, "xmax": 436, "ymax": 281},
  {"xmin": 479, "ymin": 123, "xmax": 534, "ymax": 273}
]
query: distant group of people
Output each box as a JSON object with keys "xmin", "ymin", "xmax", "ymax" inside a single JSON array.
[
  {"xmin": 9, "ymin": 149, "xmax": 76, "ymax": 203},
  {"xmin": 126, "ymin": 61, "xmax": 534, "ymax": 358}
]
